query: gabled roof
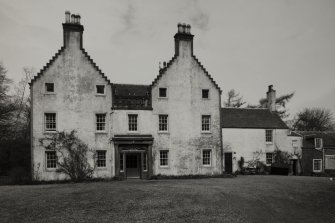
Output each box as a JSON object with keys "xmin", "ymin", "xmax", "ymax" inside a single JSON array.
[
  {"xmin": 113, "ymin": 84, "xmax": 150, "ymax": 97},
  {"xmin": 151, "ymin": 54, "xmax": 221, "ymax": 93},
  {"xmin": 294, "ymin": 131, "xmax": 335, "ymax": 148},
  {"xmin": 29, "ymin": 48, "xmax": 111, "ymax": 86},
  {"xmin": 221, "ymin": 108, "xmax": 289, "ymax": 129},
  {"xmin": 112, "ymin": 84, "xmax": 152, "ymax": 110},
  {"xmin": 29, "ymin": 47, "xmax": 65, "ymax": 85}
]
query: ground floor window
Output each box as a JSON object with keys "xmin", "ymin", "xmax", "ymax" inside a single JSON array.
[
  {"xmin": 46, "ymin": 151, "xmax": 57, "ymax": 169},
  {"xmin": 203, "ymin": 150, "xmax": 211, "ymax": 166},
  {"xmin": 97, "ymin": 150, "xmax": 106, "ymax": 167},
  {"xmin": 266, "ymin": 153, "xmax": 273, "ymax": 165},
  {"xmin": 313, "ymin": 159, "xmax": 322, "ymax": 172},
  {"xmin": 160, "ymin": 150, "xmax": 168, "ymax": 167},
  {"xmin": 325, "ymin": 156, "xmax": 335, "ymax": 170}
]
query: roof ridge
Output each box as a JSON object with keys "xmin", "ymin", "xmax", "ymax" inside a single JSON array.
[
  {"xmin": 222, "ymin": 107, "xmax": 268, "ymax": 110},
  {"xmin": 113, "ymin": 83, "xmax": 150, "ymax": 87}
]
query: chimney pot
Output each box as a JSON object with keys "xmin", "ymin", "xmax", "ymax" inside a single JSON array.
[
  {"xmin": 268, "ymin": 85, "xmax": 273, "ymax": 91},
  {"xmin": 178, "ymin": 23, "xmax": 182, "ymax": 33},
  {"xmin": 65, "ymin": 11, "xmax": 71, "ymax": 23},
  {"xmin": 186, "ymin": 24, "xmax": 191, "ymax": 34},
  {"xmin": 182, "ymin": 23, "xmax": 186, "ymax": 33},
  {"xmin": 163, "ymin": 61, "xmax": 166, "ymax": 67},
  {"xmin": 71, "ymin": 14, "xmax": 75, "ymax": 23},
  {"xmin": 77, "ymin": 15, "xmax": 81, "ymax": 24}
]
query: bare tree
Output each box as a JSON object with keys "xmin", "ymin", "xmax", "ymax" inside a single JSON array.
[
  {"xmin": 12, "ymin": 67, "xmax": 35, "ymax": 139},
  {"xmin": 39, "ymin": 130, "xmax": 96, "ymax": 181},
  {"xmin": 225, "ymin": 89, "xmax": 246, "ymax": 108},
  {"xmin": 293, "ymin": 108, "xmax": 335, "ymax": 131},
  {"xmin": 0, "ymin": 62, "xmax": 16, "ymax": 139},
  {"xmin": 248, "ymin": 92, "xmax": 294, "ymax": 118}
]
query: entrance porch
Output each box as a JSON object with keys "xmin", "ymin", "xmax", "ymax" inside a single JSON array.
[{"xmin": 112, "ymin": 135, "xmax": 153, "ymax": 179}]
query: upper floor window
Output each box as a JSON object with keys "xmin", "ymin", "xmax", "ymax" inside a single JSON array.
[
  {"xmin": 160, "ymin": 150, "xmax": 169, "ymax": 167},
  {"xmin": 96, "ymin": 114, "xmax": 106, "ymax": 132},
  {"xmin": 202, "ymin": 89, "xmax": 209, "ymax": 99},
  {"xmin": 202, "ymin": 150, "xmax": 211, "ymax": 166},
  {"xmin": 159, "ymin": 88, "xmax": 167, "ymax": 98},
  {"xmin": 201, "ymin": 115, "xmax": 211, "ymax": 132},
  {"xmin": 97, "ymin": 150, "xmax": 106, "ymax": 167},
  {"xmin": 96, "ymin": 85, "xmax": 105, "ymax": 95},
  {"xmin": 315, "ymin": 138, "xmax": 322, "ymax": 149},
  {"xmin": 159, "ymin": 115, "xmax": 168, "ymax": 132},
  {"xmin": 45, "ymin": 113, "xmax": 56, "ymax": 131},
  {"xmin": 45, "ymin": 83, "xmax": 54, "ymax": 93},
  {"xmin": 46, "ymin": 151, "xmax": 57, "ymax": 169},
  {"xmin": 266, "ymin": 153, "xmax": 273, "ymax": 165},
  {"xmin": 128, "ymin": 114, "xmax": 138, "ymax": 131},
  {"xmin": 265, "ymin": 130, "xmax": 273, "ymax": 143}
]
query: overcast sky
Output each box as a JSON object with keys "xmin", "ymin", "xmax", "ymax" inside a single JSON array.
[{"xmin": 1, "ymin": 0, "xmax": 335, "ymax": 119}]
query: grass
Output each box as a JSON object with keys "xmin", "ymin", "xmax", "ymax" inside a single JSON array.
[{"xmin": 0, "ymin": 175, "xmax": 334, "ymax": 223}]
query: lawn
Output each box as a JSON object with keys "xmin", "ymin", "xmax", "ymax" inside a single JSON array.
[{"xmin": 0, "ymin": 175, "xmax": 334, "ymax": 223}]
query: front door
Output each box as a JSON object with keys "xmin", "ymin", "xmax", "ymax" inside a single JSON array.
[
  {"xmin": 126, "ymin": 154, "xmax": 140, "ymax": 178},
  {"xmin": 225, "ymin": 152, "xmax": 233, "ymax": 174}
]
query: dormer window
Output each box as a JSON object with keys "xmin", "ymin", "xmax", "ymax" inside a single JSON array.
[
  {"xmin": 315, "ymin": 138, "xmax": 322, "ymax": 149},
  {"xmin": 45, "ymin": 83, "xmax": 54, "ymax": 93},
  {"xmin": 159, "ymin": 88, "xmax": 167, "ymax": 98},
  {"xmin": 96, "ymin": 85, "xmax": 105, "ymax": 95}
]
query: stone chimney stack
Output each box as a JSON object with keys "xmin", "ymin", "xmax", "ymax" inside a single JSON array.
[
  {"xmin": 174, "ymin": 23, "xmax": 194, "ymax": 57},
  {"xmin": 266, "ymin": 85, "xmax": 276, "ymax": 112},
  {"xmin": 63, "ymin": 11, "xmax": 84, "ymax": 49}
]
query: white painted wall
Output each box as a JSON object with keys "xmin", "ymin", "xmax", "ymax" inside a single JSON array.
[
  {"xmin": 222, "ymin": 128, "xmax": 301, "ymax": 172},
  {"xmin": 31, "ymin": 45, "xmax": 112, "ymax": 181}
]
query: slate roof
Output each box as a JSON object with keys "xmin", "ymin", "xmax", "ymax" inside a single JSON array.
[
  {"xmin": 294, "ymin": 131, "xmax": 335, "ymax": 148},
  {"xmin": 112, "ymin": 84, "xmax": 152, "ymax": 110},
  {"xmin": 221, "ymin": 108, "xmax": 288, "ymax": 129}
]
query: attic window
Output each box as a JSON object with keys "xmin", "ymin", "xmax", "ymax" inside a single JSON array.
[
  {"xmin": 202, "ymin": 89, "xmax": 209, "ymax": 99},
  {"xmin": 96, "ymin": 85, "xmax": 105, "ymax": 95},
  {"xmin": 45, "ymin": 83, "xmax": 54, "ymax": 93},
  {"xmin": 315, "ymin": 138, "xmax": 322, "ymax": 149},
  {"xmin": 159, "ymin": 88, "xmax": 167, "ymax": 98}
]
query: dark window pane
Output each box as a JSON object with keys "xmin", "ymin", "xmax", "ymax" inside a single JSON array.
[
  {"xmin": 45, "ymin": 83, "xmax": 54, "ymax": 92},
  {"xmin": 202, "ymin": 89, "xmax": 209, "ymax": 99},
  {"xmin": 96, "ymin": 85, "xmax": 105, "ymax": 94},
  {"xmin": 159, "ymin": 88, "xmax": 167, "ymax": 97}
]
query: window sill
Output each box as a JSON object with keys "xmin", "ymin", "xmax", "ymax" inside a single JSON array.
[
  {"xmin": 45, "ymin": 168, "xmax": 57, "ymax": 172},
  {"xmin": 95, "ymin": 131, "xmax": 108, "ymax": 134},
  {"xmin": 202, "ymin": 165, "xmax": 212, "ymax": 168},
  {"xmin": 201, "ymin": 131, "xmax": 212, "ymax": 134},
  {"xmin": 159, "ymin": 166, "xmax": 169, "ymax": 169},
  {"xmin": 44, "ymin": 92, "xmax": 56, "ymax": 95},
  {"xmin": 44, "ymin": 131, "xmax": 57, "ymax": 134},
  {"xmin": 265, "ymin": 142, "xmax": 273, "ymax": 145},
  {"xmin": 128, "ymin": 131, "xmax": 139, "ymax": 134},
  {"xmin": 96, "ymin": 167, "xmax": 107, "ymax": 170},
  {"xmin": 95, "ymin": 94, "xmax": 106, "ymax": 97},
  {"xmin": 201, "ymin": 98, "xmax": 210, "ymax": 100},
  {"xmin": 158, "ymin": 97, "xmax": 168, "ymax": 99},
  {"xmin": 158, "ymin": 131, "xmax": 169, "ymax": 134}
]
